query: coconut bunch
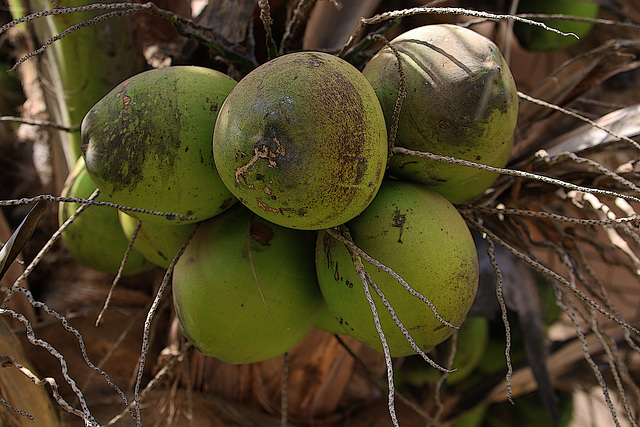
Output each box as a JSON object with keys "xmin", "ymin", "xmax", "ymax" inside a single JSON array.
[
  {"xmin": 63, "ymin": 21, "xmax": 520, "ymax": 370},
  {"xmin": 45, "ymin": 13, "xmax": 518, "ymax": 425},
  {"xmin": 1, "ymin": 0, "xmax": 640, "ymax": 426}
]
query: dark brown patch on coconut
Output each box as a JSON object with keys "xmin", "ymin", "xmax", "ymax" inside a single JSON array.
[
  {"xmin": 250, "ymin": 221, "xmax": 274, "ymax": 246},
  {"xmin": 81, "ymin": 70, "xmax": 183, "ymax": 195},
  {"xmin": 392, "ymin": 208, "xmax": 406, "ymax": 243},
  {"xmin": 219, "ymin": 197, "xmax": 235, "ymax": 210}
]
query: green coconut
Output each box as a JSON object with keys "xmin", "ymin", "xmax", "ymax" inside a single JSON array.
[
  {"xmin": 172, "ymin": 206, "xmax": 324, "ymax": 364},
  {"xmin": 314, "ymin": 303, "xmax": 350, "ymax": 335},
  {"xmin": 316, "ymin": 180, "xmax": 479, "ymax": 357},
  {"xmin": 514, "ymin": 0, "xmax": 599, "ymax": 52},
  {"xmin": 452, "ymin": 405, "xmax": 488, "ymax": 427},
  {"xmin": 213, "ymin": 51, "xmax": 388, "ymax": 230},
  {"xmin": 59, "ymin": 157, "xmax": 155, "ymax": 275},
  {"xmin": 362, "ymin": 24, "xmax": 518, "ymax": 204},
  {"xmin": 118, "ymin": 211, "xmax": 194, "ymax": 269},
  {"xmin": 400, "ymin": 316, "xmax": 490, "ymax": 387},
  {"xmin": 81, "ymin": 66, "xmax": 237, "ymax": 225}
]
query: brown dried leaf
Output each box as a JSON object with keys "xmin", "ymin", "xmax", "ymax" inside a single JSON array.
[
  {"xmin": 514, "ymin": 40, "xmax": 640, "ymax": 162},
  {"xmin": 191, "ymin": 329, "xmax": 384, "ymax": 423},
  {"xmin": 0, "ymin": 200, "xmax": 46, "ymax": 281},
  {"xmin": 0, "ymin": 319, "xmax": 62, "ymax": 426},
  {"xmin": 196, "ymin": 0, "xmax": 257, "ymax": 44},
  {"xmin": 545, "ymin": 104, "xmax": 640, "ymax": 157}
]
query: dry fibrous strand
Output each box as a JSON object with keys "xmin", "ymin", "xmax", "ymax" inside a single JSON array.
[
  {"xmin": 486, "ymin": 238, "xmax": 515, "ymax": 403},
  {"xmin": 258, "ymin": 0, "xmax": 278, "ymax": 60},
  {"xmin": 95, "ymin": 217, "xmax": 143, "ymax": 326},
  {"xmin": 0, "ymin": 289, "xmax": 136, "ymax": 424},
  {"xmin": 0, "ymin": 195, "xmax": 195, "ymax": 221},
  {"xmin": 518, "ymin": 91, "xmax": 640, "ymax": 152},
  {"xmin": 393, "ymin": 147, "xmax": 640, "ymax": 205},
  {"xmin": 0, "ymin": 116, "xmax": 80, "ymax": 132},
  {"xmin": 106, "ymin": 342, "xmax": 192, "ymax": 426},
  {"xmin": 339, "ymin": 7, "xmax": 577, "ymax": 57},
  {"xmin": 516, "ymin": 13, "xmax": 640, "ymax": 30},
  {"xmin": 466, "ymin": 205, "xmax": 640, "ymax": 227},
  {"xmin": 280, "ymin": 0, "xmax": 316, "ymax": 55},
  {"xmin": 324, "ymin": 227, "xmax": 459, "ymax": 333},
  {"xmin": 0, "ymin": 355, "xmax": 74, "ymax": 422},
  {"xmin": 132, "ymin": 224, "xmax": 199, "ymax": 426},
  {"xmin": 466, "ymin": 216, "xmax": 640, "ymax": 337},
  {"xmin": 0, "ymin": 308, "xmax": 100, "ymax": 425}
]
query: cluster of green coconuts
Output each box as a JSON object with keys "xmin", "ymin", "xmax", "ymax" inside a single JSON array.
[{"xmin": 59, "ymin": 24, "xmax": 519, "ymax": 365}]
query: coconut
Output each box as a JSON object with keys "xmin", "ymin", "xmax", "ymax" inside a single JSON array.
[
  {"xmin": 172, "ymin": 206, "xmax": 323, "ymax": 364},
  {"xmin": 316, "ymin": 180, "xmax": 479, "ymax": 357},
  {"xmin": 81, "ymin": 66, "xmax": 237, "ymax": 225},
  {"xmin": 362, "ymin": 24, "xmax": 518, "ymax": 204},
  {"xmin": 59, "ymin": 157, "xmax": 155, "ymax": 275},
  {"xmin": 213, "ymin": 51, "xmax": 388, "ymax": 230}
]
